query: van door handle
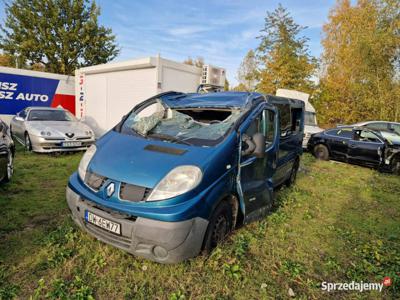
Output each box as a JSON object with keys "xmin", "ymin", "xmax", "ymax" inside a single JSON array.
[{"xmin": 349, "ymin": 144, "xmax": 357, "ymax": 148}]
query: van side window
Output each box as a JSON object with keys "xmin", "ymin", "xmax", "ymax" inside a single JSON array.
[
  {"xmin": 263, "ymin": 109, "xmax": 276, "ymax": 146},
  {"xmin": 275, "ymin": 103, "xmax": 291, "ymax": 137},
  {"xmin": 244, "ymin": 115, "xmax": 262, "ymax": 137},
  {"xmin": 291, "ymin": 108, "xmax": 302, "ymax": 134},
  {"xmin": 241, "ymin": 115, "xmax": 263, "ymax": 156}
]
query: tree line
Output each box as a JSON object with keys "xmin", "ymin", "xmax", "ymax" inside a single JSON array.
[{"xmin": 235, "ymin": 0, "xmax": 399, "ymax": 126}]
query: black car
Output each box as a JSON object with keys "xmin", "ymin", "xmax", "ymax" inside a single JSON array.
[
  {"xmin": 308, "ymin": 126, "xmax": 400, "ymax": 175},
  {"xmin": 0, "ymin": 119, "xmax": 14, "ymax": 183}
]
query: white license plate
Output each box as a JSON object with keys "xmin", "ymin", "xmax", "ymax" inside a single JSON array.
[
  {"xmin": 85, "ymin": 211, "xmax": 121, "ymax": 235},
  {"xmin": 62, "ymin": 141, "xmax": 82, "ymax": 147}
]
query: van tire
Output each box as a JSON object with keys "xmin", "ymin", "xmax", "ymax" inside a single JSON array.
[
  {"xmin": 313, "ymin": 144, "xmax": 329, "ymax": 161},
  {"xmin": 285, "ymin": 158, "xmax": 299, "ymax": 187},
  {"xmin": 24, "ymin": 132, "xmax": 32, "ymax": 152},
  {"xmin": 202, "ymin": 200, "xmax": 233, "ymax": 254}
]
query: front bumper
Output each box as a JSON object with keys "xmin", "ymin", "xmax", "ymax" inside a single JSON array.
[
  {"xmin": 66, "ymin": 186, "xmax": 209, "ymax": 263},
  {"xmin": 30, "ymin": 135, "xmax": 95, "ymax": 153}
]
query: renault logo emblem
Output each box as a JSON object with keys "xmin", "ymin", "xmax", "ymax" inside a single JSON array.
[{"xmin": 106, "ymin": 182, "xmax": 115, "ymax": 197}]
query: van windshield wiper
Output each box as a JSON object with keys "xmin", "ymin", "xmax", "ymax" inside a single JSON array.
[{"xmin": 147, "ymin": 133, "xmax": 192, "ymax": 145}]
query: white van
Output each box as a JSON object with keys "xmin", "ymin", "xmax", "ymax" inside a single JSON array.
[{"xmin": 276, "ymin": 89, "xmax": 323, "ymax": 148}]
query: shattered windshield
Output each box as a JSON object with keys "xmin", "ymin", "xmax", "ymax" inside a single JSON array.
[{"xmin": 121, "ymin": 102, "xmax": 242, "ymax": 146}]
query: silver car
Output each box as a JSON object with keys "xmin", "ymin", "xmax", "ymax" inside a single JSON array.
[{"xmin": 10, "ymin": 107, "xmax": 95, "ymax": 153}]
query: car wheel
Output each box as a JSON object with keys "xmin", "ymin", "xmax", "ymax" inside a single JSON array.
[
  {"xmin": 285, "ymin": 158, "xmax": 299, "ymax": 187},
  {"xmin": 313, "ymin": 144, "xmax": 329, "ymax": 160},
  {"xmin": 24, "ymin": 133, "xmax": 32, "ymax": 152},
  {"xmin": 202, "ymin": 201, "xmax": 233, "ymax": 254},
  {"xmin": 391, "ymin": 156, "xmax": 400, "ymax": 175},
  {"xmin": 4, "ymin": 149, "xmax": 13, "ymax": 182}
]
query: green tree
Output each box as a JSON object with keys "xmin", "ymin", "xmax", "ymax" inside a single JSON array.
[
  {"xmin": 0, "ymin": 53, "xmax": 14, "ymax": 67},
  {"xmin": 0, "ymin": 0, "xmax": 119, "ymax": 75},
  {"xmin": 232, "ymin": 83, "xmax": 248, "ymax": 92},
  {"xmin": 224, "ymin": 78, "xmax": 230, "ymax": 91},
  {"xmin": 237, "ymin": 49, "xmax": 258, "ymax": 91},
  {"xmin": 256, "ymin": 4, "xmax": 317, "ymax": 95},
  {"xmin": 316, "ymin": 0, "xmax": 400, "ymax": 125}
]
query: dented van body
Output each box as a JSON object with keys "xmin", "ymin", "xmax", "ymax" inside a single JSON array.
[{"xmin": 66, "ymin": 91, "xmax": 304, "ymax": 263}]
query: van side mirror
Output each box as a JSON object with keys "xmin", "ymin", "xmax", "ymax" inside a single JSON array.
[
  {"xmin": 252, "ymin": 133, "xmax": 266, "ymax": 158},
  {"xmin": 15, "ymin": 116, "xmax": 24, "ymax": 122}
]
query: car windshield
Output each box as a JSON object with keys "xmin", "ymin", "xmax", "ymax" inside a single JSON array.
[
  {"xmin": 121, "ymin": 102, "xmax": 242, "ymax": 146},
  {"xmin": 28, "ymin": 110, "xmax": 77, "ymax": 122},
  {"xmin": 380, "ymin": 131, "xmax": 400, "ymax": 144},
  {"xmin": 304, "ymin": 111, "xmax": 317, "ymax": 126}
]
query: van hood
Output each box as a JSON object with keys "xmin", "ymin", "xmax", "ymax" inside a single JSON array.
[{"xmin": 89, "ymin": 131, "xmax": 215, "ymax": 188}]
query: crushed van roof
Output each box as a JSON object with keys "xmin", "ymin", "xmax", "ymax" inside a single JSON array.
[{"xmin": 160, "ymin": 92, "xmax": 265, "ymax": 109}]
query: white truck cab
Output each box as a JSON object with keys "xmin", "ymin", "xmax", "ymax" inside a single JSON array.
[{"xmin": 276, "ymin": 89, "xmax": 323, "ymax": 148}]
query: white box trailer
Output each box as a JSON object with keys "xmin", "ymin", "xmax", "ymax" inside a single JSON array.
[
  {"xmin": 276, "ymin": 88, "xmax": 323, "ymax": 148},
  {"xmin": 75, "ymin": 56, "xmax": 225, "ymax": 137},
  {"xmin": 0, "ymin": 67, "xmax": 75, "ymax": 124}
]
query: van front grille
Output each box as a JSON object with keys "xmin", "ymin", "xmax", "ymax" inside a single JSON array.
[{"xmin": 120, "ymin": 183, "xmax": 152, "ymax": 202}]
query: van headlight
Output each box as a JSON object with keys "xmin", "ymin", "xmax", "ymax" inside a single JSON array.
[
  {"xmin": 78, "ymin": 145, "xmax": 97, "ymax": 181},
  {"xmin": 147, "ymin": 165, "xmax": 202, "ymax": 201}
]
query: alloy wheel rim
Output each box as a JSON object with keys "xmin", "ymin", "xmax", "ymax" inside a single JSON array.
[
  {"xmin": 316, "ymin": 149, "xmax": 324, "ymax": 158},
  {"xmin": 25, "ymin": 136, "xmax": 30, "ymax": 150},
  {"xmin": 7, "ymin": 152, "xmax": 13, "ymax": 179}
]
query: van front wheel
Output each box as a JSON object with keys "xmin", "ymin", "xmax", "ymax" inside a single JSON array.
[
  {"xmin": 203, "ymin": 201, "xmax": 233, "ymax": 254},
  {"xmin": 285, "ymin": 158, "xmax": 299, "ymax": 187}
]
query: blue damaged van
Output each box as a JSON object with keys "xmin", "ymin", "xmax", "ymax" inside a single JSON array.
[{"xmin": 66, "ymin": 91, "xmax": 304, "ymax": 263}]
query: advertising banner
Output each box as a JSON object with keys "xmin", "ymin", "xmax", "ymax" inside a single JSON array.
[{"xmin": 0, "ymin": 72, "xmax": 75, "ymax": 116}]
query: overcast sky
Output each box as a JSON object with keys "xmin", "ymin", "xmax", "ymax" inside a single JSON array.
[{"xmin": 1, "ymin": 0, "xmax": 337, "ymax": 85}]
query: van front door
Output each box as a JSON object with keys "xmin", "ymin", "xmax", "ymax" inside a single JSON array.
[{"xmin": 239, "ymin": 108, "xmax": 277, "ymax": 223}]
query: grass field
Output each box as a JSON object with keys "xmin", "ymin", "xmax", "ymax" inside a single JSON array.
[{"xmin": 0, "ymin": 146, "xmax": 399, "ymax": 299}]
